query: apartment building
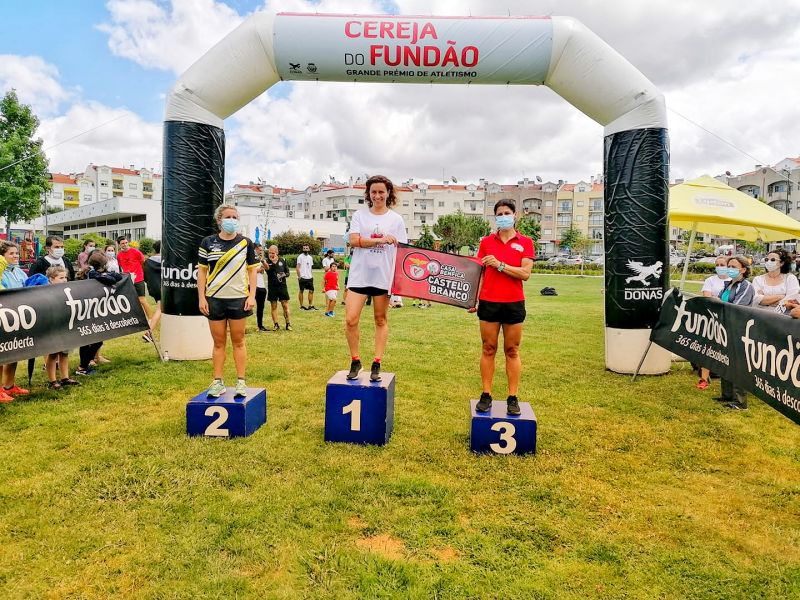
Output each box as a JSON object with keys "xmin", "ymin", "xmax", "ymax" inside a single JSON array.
[{"xmin": 725, "ymin": 159, "xmax": 799, "ymax": 218}]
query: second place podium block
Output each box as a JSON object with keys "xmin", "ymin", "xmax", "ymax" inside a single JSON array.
[
  {"xmin": 325, "ymin": 370, "xmax": 395, "ymax": 445},
  {"xmin": 186, "ymin": 387, "xmax": 267, "ymax": 438}
]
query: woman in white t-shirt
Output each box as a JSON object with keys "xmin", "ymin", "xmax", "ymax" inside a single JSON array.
[
  {"xmin": 345, "ymin": 175, "xmax": 408, "ymax": 382},
  {"xmin": 695, "ymin": 256, "xmax": 730, "ymax": 390},
  {"xmin": 752, "ymin": 248, "xmax": 799, "ymax": 311}
]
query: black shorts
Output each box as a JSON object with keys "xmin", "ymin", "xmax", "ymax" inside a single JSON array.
[
  {"xmin": 477, "ymin": 299, "xmax": 526, "ymax": 325},
  {"xmin": 268, "ymin": 285, "xmax": 290, "ymax": 302},
  {"xmin": 207, "ymin": 296, "xmax": 252, "ymax": 321},
  {"xmin": 299, "ymin": 277, "xmax": 314, "ymax": 292},
  {"xmin": 134, "ymin": 281, "xmax": 146, "ymax": 298},
  {"xmin": 347, "ymin": 286, "xmax": 389, "ymax": 297}
]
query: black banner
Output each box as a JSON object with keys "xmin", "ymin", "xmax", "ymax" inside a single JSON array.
[
  {"xmin": 161, "ymin": 120, "xmax": 225, "ymax": 316},
  {"xmin": 651, "ymin": 290, "xmax": 800, "ymax": 425},
  {"xmin": 604, "ymin": 127, "xmax": 670, "ymax": 329},
  {"xmin": 0, "ymin": 278, "xmax": 148, "ymax": 363}
]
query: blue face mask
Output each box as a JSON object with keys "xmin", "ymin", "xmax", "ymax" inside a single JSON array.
[
  {"xmin": 726, "ymin": 267, "xmax": 740, "ymax": 278},
  {"xmin": 495, "ymin": 215, "xmax": 515, "ymax": 230},
  {"xmin": 715, "ymin": 266, "xmax": 729, "ymax": 277},
  {"xmin": 221, "ymin": 218, "xmax": 239, "ymax": 234}
]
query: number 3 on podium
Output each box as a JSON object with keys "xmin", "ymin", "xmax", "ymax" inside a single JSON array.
[
  {"xmin": 342, "ymin": 399, "xmax": 361, "ymax": 431},
  {"xmin": 490, "ymin": 421, "xmax": 517, "ymax": 454}
]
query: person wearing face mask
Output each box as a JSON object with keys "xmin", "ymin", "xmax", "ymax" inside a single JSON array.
[
  {"xmin": 751, "ymin": 248, "xmax": 799, "ymax": 312},
  {"xmin": 0, "ymin": 241, "xmax": 31, "ymax": 402},
  {"xmin": 296, "ymin": 244, "xmax": 316, "ymax": 310},
  {"xmin": 471, "ymin": 199, "xmax": 535, "ymax": 416},
  {"xmin": 76, "ymin": 239, "xmax": 97, "ymax": 270},
  {"xmin": 197, "ymin": 204, "xmax": 259, "ymax": 398},
  {"xmin": 28, "ymin": 235, "xmax": 75, "ymax": 281},
  {"xmin": 104, "ymin": 243, "xmax": 121, "ymax": 273},
  {"xmin": 715, "ymin": 256, "xmax": 755, "ymax": 410},
  {"xmin": 695, "ymin": 256, "xmax": 732, "ymax": 389}
]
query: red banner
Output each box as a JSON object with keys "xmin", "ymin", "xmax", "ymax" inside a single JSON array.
[{"xmin": 391, "ymin": 244, "xmax": 483, "ymax": 309}]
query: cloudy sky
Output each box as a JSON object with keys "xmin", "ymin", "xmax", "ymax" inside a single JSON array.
[{"xmin": 2, "ymin": 0, "xmax": 799, "ymax": 189}]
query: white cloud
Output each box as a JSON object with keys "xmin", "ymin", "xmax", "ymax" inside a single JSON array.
[{"xmin": 0, "ymin": 55, "xmax": 74, "ymax": 117}]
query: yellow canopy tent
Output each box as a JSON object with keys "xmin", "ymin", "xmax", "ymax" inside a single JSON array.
[{"xmin": 669, "ymin": 175, "xmax": 800, "ymax": 289}]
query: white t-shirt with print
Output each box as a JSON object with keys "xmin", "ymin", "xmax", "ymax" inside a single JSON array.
[
  {"xmin": 701, "ymin": 275, "xmax": 728, "ymax": 297},
  {"xmin": 347, "ymin": 208, "xmax": 408, "ymax": 290},
  {"xmin": 296, "ymin": 253, "xmax": 314, "ymax": 279}
]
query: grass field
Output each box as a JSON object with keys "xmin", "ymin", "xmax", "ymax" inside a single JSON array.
[{"xmin": 1, "ymin": 273, "xmax": 798, "ymax": 599}]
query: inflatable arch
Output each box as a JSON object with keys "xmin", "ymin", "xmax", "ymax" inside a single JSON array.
[{"xmin": 161, "ymin": 13, "xmax": 671, "ymax": 374}]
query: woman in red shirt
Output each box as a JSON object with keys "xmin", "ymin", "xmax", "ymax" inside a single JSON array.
[{"xmin": 472, "ymin": 199, "xmax": 535, "ymax": 415}]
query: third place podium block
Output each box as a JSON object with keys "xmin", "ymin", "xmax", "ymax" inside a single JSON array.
[
  {"xmin": 325, "ymin": 371, "xmax": 395, "ymax": 445},
  {"xmin": 470, "ymin": 400, "xmax": 537, "ymax": 455},
  {"xmin": 186, "ymin": 387, "xmax": 267, "ymax": 438}
]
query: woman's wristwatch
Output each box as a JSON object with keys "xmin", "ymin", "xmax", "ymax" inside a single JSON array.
[{"xmin": 497, "ymin": 262, "xmax": 506, "ymax": 272}]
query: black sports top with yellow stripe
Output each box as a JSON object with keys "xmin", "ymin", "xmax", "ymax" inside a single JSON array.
[{"xmin": 198, "ymin": 234, "xmax": 258, "ymax": 299}]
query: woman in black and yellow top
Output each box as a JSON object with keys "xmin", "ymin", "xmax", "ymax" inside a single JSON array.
[{"xmin": 197, "ymin": 204, "xmax": 259, "ymax": 398}]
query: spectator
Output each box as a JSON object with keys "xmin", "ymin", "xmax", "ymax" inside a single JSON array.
[
  {"xmin": 323, "ymin": 262, "xmax": 339, "ymax": 317},
  {"xmin": 0, "ymin": 240, "xmax": 31, "ymax": 402},
  {"xmin": 104, "ymin": 243, "xmax": 120, "ymax": 273},
  {"xmin": 752, "ymin": 248, "xmax": 799, "ymax": 312},
  {"xmin": 43, "ymin": 266, "xmax": 81, "ymax": 390},
  {"xmin": 253, "ymin": 244, "xmax": 268, "ymax": 331},
  {"xmin": 143, "ymin": 240, "xmax": 162, "ymax": 332},
  {"xmin": 322, "ymin": 249, "xmax": 335, "ymax": 271},
  {"xmin": 76, "ymin": 252, "xmax": 124, "ymax": 376},
  {"xmin": 264, "ymin": 244, "xmax": 292, "ymax": 331},
  {"xmin": 76, "ymin": 239, "xmax": 97, "ymax": 270},
  {"xmin": 116, "ymin": 236, "xmax": 153, "ymax": 334},
  {"xmin": 28, "ymin": 235, "xmax": 75, "ymax": 280},
  {"xmin": 695, "ymin": 256, "xmax": 730, "ymax": 390},
  {"xmin": 296, "ymin": 243, "xmax": 316, "ymax": 310},
  {"xmin": 715, "ymin": 256, "xmax": 754, "ymax": 410}
]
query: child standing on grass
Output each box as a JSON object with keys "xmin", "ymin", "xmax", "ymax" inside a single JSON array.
[
  {"xmin": 0, "ymin": 240, "xmax": 30, "ymax": 403},
  {"xmin": 44, "ymin": 267, "xmax": 81, "ymax": 390},
  {"xmin": 76, "ymin": 252, "xmax": 123, "ymax": 376},
  {"xmin": 323, "ymin": 262, "xmax": 339, "ymax": 317}
]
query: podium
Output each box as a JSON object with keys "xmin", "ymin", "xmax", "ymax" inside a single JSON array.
[
  {"xmin": 325, "ymin": 371, "xmax": 395, "ymax": 445},
  {"xmin": 186, "ymin": 387, "xmax": 267, "ymax": 438},
  {"xmin": 470, "ymin": 400, "xmax": 537, "ymax": 455}
]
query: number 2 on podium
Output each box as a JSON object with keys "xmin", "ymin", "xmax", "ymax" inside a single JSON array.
[
  {"xmin": 204, "ymin": 406, "xmax": 230, "ymax": 437},
  {"xmin": 490, "ymin": 421, "xmax": 517, "ymax": 454},
  {"xmin": 342, "ymin": 399, "xmax": 361, "ymax": 431}
]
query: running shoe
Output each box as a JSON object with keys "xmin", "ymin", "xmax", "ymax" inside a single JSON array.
[
  {"xmin": 258, "ymin": 326, "xmax": 268, "ymax": 332},
  {"xmin": 309, "ymin": 306, "xmax": 319, "ymax": 311},
  {"xmin": 0, "ymin": 389, "xmax": 14, "ymax": 403},
  {"xmin": 506, "ymin": 395, "xmax": 521, "ymax": 416},
  {"xmin": 346, "ymin": 359, "xmax": 362, "ymax": 380},
  {"xmin": 234, "ymin": 380, "xmax": 247, "ymax": 397},
  {"xmin": 75, "ymin": 367, "xmax": 96, "ymax": 376},
  {"xmin": 60, "ymin": 378, "xmax": 81, "ymax": 386},
  {"xmin": 285, "ymin": 323, "xmax": 293, "ymax": 331},
  {"xmin": 206, "ymin": 379, "xmax": 226, "ymax": 398},
  {"xmin": 476, "ymin": 392, "xmax": 492, "ymax": 413},
  {"xmin": 724, "ymin": 401, "xmax": 748, "ymax": 410},
  {"xmin": 5, "ymin": 385, "xmax": 30, "ymax": 396},
  {"xmin": 273, "ymin": 323, "xmax": 280, "ymax": 331},
  {"xmin": 370, "ymin": 361, "xmax": 382, "ymax": 382},
  {"xmin": 696, "ymin": 379, "xmax": 709, "ymax": 390}
]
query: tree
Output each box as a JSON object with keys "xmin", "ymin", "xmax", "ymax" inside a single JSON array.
[
  {"xmin": 559, "ymin": 224, "xmax": 582, "ymax": 253},
  {"xmin": 415, "ymin": 224, "xmax": 435, "ymax": 249},
  {"xmin": 433, "ymin": 212, "xmax": 490, "ymax": 254},
  {"xmin": 515, "ymin": 214, "xmax": 541, "ymax": 243},
  {"xmin": 0, "ymin": 90, "xmax": 49, "ymax": 235},
  {"xmin": 271, "ymin": 230, "xmax": 322, "ymax": 255},
  {"xmin": 137, "ymin": 237, "xmax": 156, "ymax": 255}
]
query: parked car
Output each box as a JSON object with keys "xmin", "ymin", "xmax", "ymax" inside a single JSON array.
[
  {"xmin": 589, "ymin": 254, "xmax": 605, "ymax": 265},
  {"xmin": 669, "ymin": 253, "xmax": 687, "ymax": 268},
  {"xmin": 563, "ymin": 255, "xmax": 584, "ymax": 265},
  {"xmin": 546, "ymin": 255, "xmax": 568, "ymax": 266},
  {"xmin": 694, "ymin": 256, "xmax": 718, "ymax": 266}
]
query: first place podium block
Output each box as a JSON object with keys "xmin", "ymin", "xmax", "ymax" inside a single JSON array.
[
  {"xmin": 470, "ymin": 400, "xmax": 537, "ymax": 455},
  {"xmin": 325, "ymin": 371, "xmax": 395, "ymax": 445},
  {"xmin": 186, "ymin": 387, "xmax": 267, "ymax": 438}
]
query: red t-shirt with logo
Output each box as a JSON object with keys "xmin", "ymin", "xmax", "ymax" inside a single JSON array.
[
  {"xmin": 323, "ymin": 270, "xmax": 339, "ymax": 292},
  {"xmin": 477, "ymin": 232, "xmax": 535, "ymax": 302},
  {"xmin": 117, "ymin": 247, "xmax": 145, "ymax": 283}
]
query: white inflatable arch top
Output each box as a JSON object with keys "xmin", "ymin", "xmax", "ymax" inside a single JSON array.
[{"xmin": 161, "ymin": 13, "xmax": 671, "ymax": 374}]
